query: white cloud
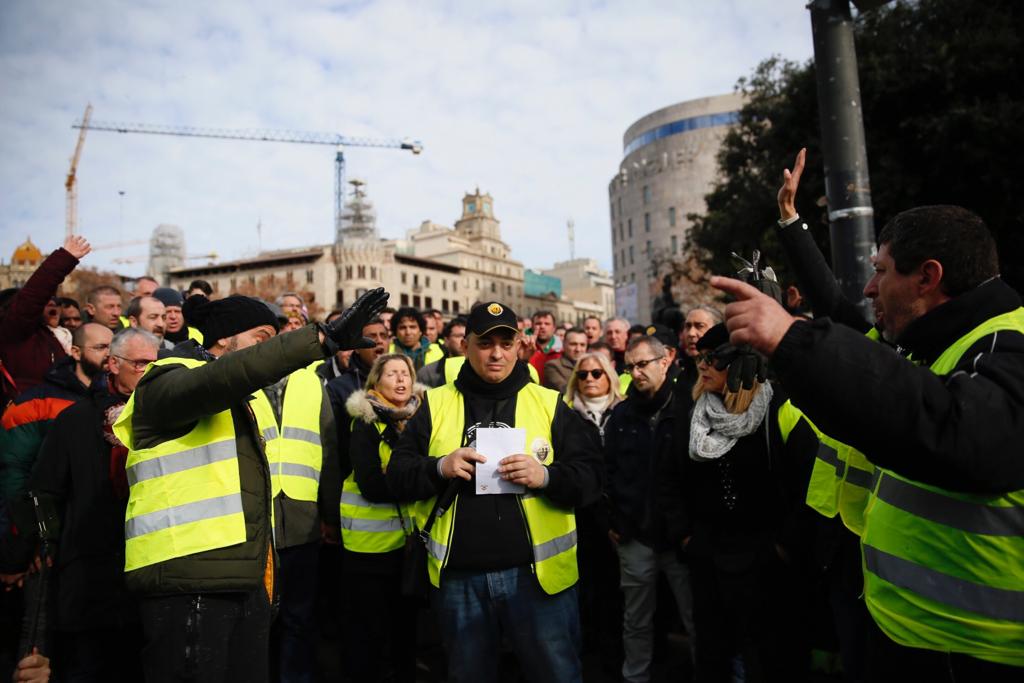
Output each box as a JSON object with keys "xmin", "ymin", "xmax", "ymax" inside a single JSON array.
[{"xmin": 0, "ymin": 0, "xmax": 814, "ymax": 278}]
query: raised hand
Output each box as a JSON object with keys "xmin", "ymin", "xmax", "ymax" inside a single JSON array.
[
  {"xmin": 777, "ymin": 147, "xmax": 806, "ymax": 221},
  {"xmin": 62, "ymin": 234, "xmax": 91, "ymax": 260},
  {"xmin": 321, "ymin": 287, "xmax": 389, "ymax": 351}
]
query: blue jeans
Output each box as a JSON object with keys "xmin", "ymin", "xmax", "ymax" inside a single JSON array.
[{"xmin": 433, "ymin": 566, "xmax": 582, "ymax": 683}]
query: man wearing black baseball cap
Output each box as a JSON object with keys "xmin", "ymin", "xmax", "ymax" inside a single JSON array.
[
  {"xmin": 388, "ymin": 301, "xmax": 602, "ymax": 683},
  {"xmin": 112, "ymin": 289, "xmax": 388, "ymax": 683}
]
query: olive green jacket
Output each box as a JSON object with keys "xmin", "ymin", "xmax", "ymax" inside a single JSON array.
[{"xmin": 125, "ymin": 326, "xmax": 326, "ymax": 595}]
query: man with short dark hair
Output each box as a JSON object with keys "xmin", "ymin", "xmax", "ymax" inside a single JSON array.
[
  {"xmin": 582, "ymin": 316, "xmax": 603, "ymax": 345},
  {"xmin": 528, "ymin": 310, "xmax": 561, "ymax": 378},
  {"xmin": 186, "ymin": 279, "xmax": 212, "ymax": 298},
  {"xmin": 126, "ymin": 296, "xmax": 168, "ymax": 346},
  {"xmin": 58, "ymin": 297, "xmax": 83, "ymax": 331},
  {"xmin": 387, "ymin": 301, "xmax": 601, "ymax": 683},
  {"xmin": 604, "ymin": 335, "xmax": 695, "ymax": 683},
  {"xmin": 418, "ymin": 317, "xmax": 468, "ymax": 388},
  {"xmin": 716, "ymin": 202, "xmax": 1024, "ymax": 679},
  {"xmin": 389, "ymin": 306, "xmax": 442, "ymax": 370},
  {"xmin": 84, "ymin": 285, "xmax": 124, "ymax": 332},
  {"xmin": 543, "ymin": 328, "xmax": 588, "ymax": 394}
]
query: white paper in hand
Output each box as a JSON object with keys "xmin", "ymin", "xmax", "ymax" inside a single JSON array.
[{"xmin": 475, "ymin": 428, "xmax": 526, "ymax": 495}]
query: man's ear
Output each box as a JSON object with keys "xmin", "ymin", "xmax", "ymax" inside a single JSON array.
[
  {"xmin": 919, "ymin": 259, "xmax": 945, "ymax": 296},
  {"xmin": 69, "ymin": 345, "xmax": 82, "ymax": 362},
  {"xmin": 84, "ymin": 303, "xmax": 95, "ymax": 316}
]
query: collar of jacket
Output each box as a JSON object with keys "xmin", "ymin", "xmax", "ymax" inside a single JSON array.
[
  {"xmin": 895, "ymin": 277, "xmax": 1022, "ymax": 365},
  {"xmin": 626, "ymin": 363, "xmax": 680, "ymax": 416},
  {"xmin": 454, "ymin": 358, "xmax": 532, "ymax": 399},
  {"xmin": 161, "ymin": 338, "xmax": 215, "ymax": 362},
  {"xmin": 44, "ymin": 354, "xmax": 89, "ymax": 394}
]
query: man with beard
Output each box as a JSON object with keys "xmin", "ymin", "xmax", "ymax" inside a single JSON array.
[
  {"xmin": 126, "ymin": 296, "xmax": 168, "ymax": 348},
  {"xmin": 27, "ymin": 328, "xmax": 161, "ymax": 681}
]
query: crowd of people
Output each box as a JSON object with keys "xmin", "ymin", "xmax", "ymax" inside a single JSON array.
[{"xmin": 1, "ymin": 149, "xmax": 1022, "ymax": 683}]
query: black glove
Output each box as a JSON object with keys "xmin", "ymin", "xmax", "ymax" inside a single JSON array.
[
  {"xmin": 319, "ymin": 287, "xmax": 389, "ymax": 354},
  {"xmin": 712, "ymin": 343, "xmax": 768, "ymax": 392}
]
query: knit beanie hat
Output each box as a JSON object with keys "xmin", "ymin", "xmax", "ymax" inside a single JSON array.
[
  {"xmin": 152, "ymin": 287, "xmax": 184, "ymax": 308},
  {"xmin": 182, "ymin": 294, "xmax": 279, "ymax": 349}
]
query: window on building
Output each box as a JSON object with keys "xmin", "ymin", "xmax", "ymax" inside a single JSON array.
[
  {"xmin": 268, "ymin": 273, "xmax": 276, "ymax": 285},
  {"xmin": 506, "ymin": 284, "xmax": 512, "ymax": 295},
  {"xmin": 413, "ymin": 295, "xmax": 421, "ymax": 308},
  {"xmin": 613, "ymin": 252, "xmax": 617, "ymax": 268},
  {"xmin": 629, "ymin": 245, "xmax": 634, "ymax": 265},
  {"xmin": 491, "ymin": 282, "xmax": 496, "ymax": 293},
  {"xmin": 644, "ymin": 212, "xmax": 650, "ymax": 232},
  {"xmin": 617, "ymin": 196, "xmax": 622, "ymax": 215},
  {"xmin": 621, "ymin": 248, "xmax": 626, "ymax": 267},
  {"xmin": 442, "ymin": 279, "xmax": 447, "ymax": 291},
  {"xmin": 628, "ymin": 219, "xmax": 633, "ymax": 238},
  {"xmin": 248, "ymin": 275, "xmax": 256, "ymax": 285},
  {"xmin": 671, "ymin": 235, "xmax": 678, "ymax": 254},
  {"xmin": 619, "ymin": 223, "xmax": 624, "ymax": 242},
  {"xmin": 453, "ymin": 281, "xmax": 458, "ymax": 293},
  {"xmin": 345, "ymin": 266, "xmax": 353, "ymax": 279},
  {"xmin": 630, "ymin": 272, "xmax": 635, "ymax": 282},
  {"xmin": 425, "ymin": 296, "xmax": 433, "ymax": 308},
  {"xmin": 453, "ymin": 301, "xmax": 460, "ymax": 314},
  {"xmin": 370, "ymin": 267, "xmax": 377, "ymax": 280},
  {"xmin": 646, "ymin": 240, "xmax": 651, "ymax": 256},
  {"xmin": 475, "ymin": 279, "xmax": 480, "ymax": 290},
  {"xmin": 230, "ymin": 277, "xmax": 237, "ymax": 290},
  {"xmin": 306, "ymin": 269, "xmax": 314, "ymax": 284},
  {"xmin": 413, "ymin": 274, "xmax": 419, "ymax": 286},
  {"xmin": 337, "ymin": 289, "xmax": 344, "ymax": 307},
  {"xmin": 357, "ymin": 265, "xmax": 366, "ymax": 278},
  {"xmin": 425, "ymin": 276, "xmax": 431, "ymax": 287},
  {"xmin": 401, "ymin": 271, "xmax": 407, "ymax": 284},
  {"xmin": 610, "ymin": 202, "xmax": 615, "ymax": 220},
  {"xmin": 400, "ymin": 293, "xmax": 409, "ymax": 306},
  {"xmin": 356, "ymin": 288, "xmax": 366, "ymax": 298},
  {"xmin": 643, "ymin": 185, "xmax": 651, "ymax": 204},
  {"xmin": 442, "ymin": 298, "xmax": 449, "ymax": 313},
  {"xmin": 668, "ymin": 206, "xmax": 676, "ymax": 227}
]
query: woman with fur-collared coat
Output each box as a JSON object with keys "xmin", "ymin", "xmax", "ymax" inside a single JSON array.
[{"xmin": 340, "ymin": 353, "xmax": 426, "ymax": 683}]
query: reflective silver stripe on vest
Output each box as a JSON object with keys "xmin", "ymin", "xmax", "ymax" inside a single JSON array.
[
  {"xmin": 845, "ymin": 466, "xmax": 874, "ymax": 490},
  {"xmin": 534, "ymin": 529, "xmax": 577, "ymax": 562},
  {"xmin": 426, "ymin": 536, "xmax": 447, "ymax": 562},
  {"xmin": 340, "ymin": 491, "xmax": 391, "ymax": 509},
  {"xmin": 263, "ymin": 426, "xmax": 279, "ymax": 442},
  {"xmin": 282, "ymin": 426, "xmax": 321, "ymax": 446},
  {"xmin": 126, "ymin": 441, "xmax": 237, "ymax": 486},
  {"xmin": 339, "ymin": 517, "xmax": 403, "ymax": 532},
  {"xmin": 816, "ymin": 443, "xmax": 845, "ymax": 478},
  {"xmin": 125, "ymin": 493, "xmax": 243, "ymax": 540},
  {"xmin": 269, "ymin": 462, "xmax": 320, "ymax": 482},
  {"xmin": 864, "ymin": 545, "xmax": 1024, "ymax": 622},
  {"xmin": 876, "ymin": 475, "xmax": 1024, "ymax": 537}
]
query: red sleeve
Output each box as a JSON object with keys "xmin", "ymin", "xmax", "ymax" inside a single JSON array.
[{"xmin": 0, "ymin": 248, "xmax": 79, "ymax": 344}]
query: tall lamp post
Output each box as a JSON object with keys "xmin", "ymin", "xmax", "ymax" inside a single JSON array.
[{"xmin": 808, "ymin": 0, "xmax": 892, "ymax": 321}]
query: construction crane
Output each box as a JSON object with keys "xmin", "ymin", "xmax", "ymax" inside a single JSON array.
[
  {"xmin": 65, "ymin": 103, "xmax": 93, "ymax": 238},
  {"xmin": 72, "ymin": 117, "xmax": 423, "ymax": 236}
]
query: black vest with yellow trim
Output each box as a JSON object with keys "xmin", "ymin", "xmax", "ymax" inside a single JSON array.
[
  {"xmin": 861, "ymin": 309, "xmax": 1024, "ymax": 666},
  {"xmin": 419, "ymin": 381, "xmax": 578, "ymax": 595},
  {"xmin": 266, "ymin": 367, "xmax": 323, "ymax": 503},
  {"xmin": 339, "ymin": 421, "xmax": 410, "ymax": 553},
  {"xmin": 113, "ymin": 357, "xmax": 279, "ymax": 586}
]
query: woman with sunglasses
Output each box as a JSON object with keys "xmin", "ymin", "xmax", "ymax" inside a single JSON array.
[
  {"xmin": 675, "ymin": 323, "xmax": 817, "ymax": 683},
  {"xmin": 564, "ymin": 351, "xmax": 625, "ymax": 674}
]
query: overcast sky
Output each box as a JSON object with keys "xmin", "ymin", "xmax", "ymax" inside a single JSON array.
[{"xmin": 0, "ymin": 0, "xmax": 815, "ymax": 278}]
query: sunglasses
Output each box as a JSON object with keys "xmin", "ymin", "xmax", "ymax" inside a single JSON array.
[
  {"xmin": 575, "ymin": 368, "xmax": 605, "ymax": 380},
  {"xmin": 696, "ymin": 351, "xmax": 730, "ymax": 370}
]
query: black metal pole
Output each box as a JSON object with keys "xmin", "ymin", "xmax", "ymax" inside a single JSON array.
[{"xmin": 809, "ymin": 0, "xmax": 876, "ymax": 321}]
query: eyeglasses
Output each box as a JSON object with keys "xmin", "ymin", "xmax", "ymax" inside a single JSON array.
[
  {"xmin": 114, "ymin": 355, "xmax": 154, "ymax": 371},
  {"xmin": 623, "ymin": 356, "xmax": 663, "ymax": 374},
  {"xmin": 575, "ymin": 368, "xmax": 605, "ymax": 380}
]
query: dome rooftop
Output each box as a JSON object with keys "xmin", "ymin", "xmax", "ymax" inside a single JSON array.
[{"xmin": 12, "ymin": 237, "xmax": 43, "ymax": 265}]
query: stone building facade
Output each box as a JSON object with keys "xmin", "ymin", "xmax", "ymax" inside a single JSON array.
[
  {"xmin": 0, "ymin": 238, "xmax": 44, "ymax": 289},
  {"xmin": 608, "ymin": 93, "xmax": 744, "ymax": 323}
]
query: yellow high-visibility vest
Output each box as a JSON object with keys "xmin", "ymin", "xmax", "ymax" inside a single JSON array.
[
  {"xmin": 187, "ymin": 326, "xmax": 204, "ymax": 344},
  {"xmin": 113, "ymin": 357, "xmax": 279, "ymax": 572},
  {"xmin": 339, "ymin": 421, "xmax": 409, "ymax": 553},
  {"xmin": 266, "ymin": 367, "xmax": 323, "ymax": 503},
  {"xmin": 420, "ymin": 382, "xmax": 577, "ymax": 595},
  {"xmin": 861, "ymin": 308, "xmax": 1024, "ymax": 666}
]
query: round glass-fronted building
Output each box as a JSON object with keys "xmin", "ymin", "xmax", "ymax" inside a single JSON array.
[{"xmin": 608, "ymin": 93, "xmax": 743, "ymax": 324}]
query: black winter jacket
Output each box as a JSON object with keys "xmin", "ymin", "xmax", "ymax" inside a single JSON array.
[
  {"xmin": 774, "ymin": 276, "xmax": 1024, "ymax": 494},
  {"xmin": 604, "ymin": 365, "xmax": 682, "ymax": 550},
  {"xmin": 30, "ymin": 376, "xmax": 138, "ymax": 631}
]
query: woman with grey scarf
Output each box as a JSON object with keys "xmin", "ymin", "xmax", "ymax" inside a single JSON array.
[
  {"xmin": 678, "ymin": 323, "xmax": 818, "ymax": 683},
  {"xmin": 565, "ymin": 351, "xmax": 624, "ymax": 445}
]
